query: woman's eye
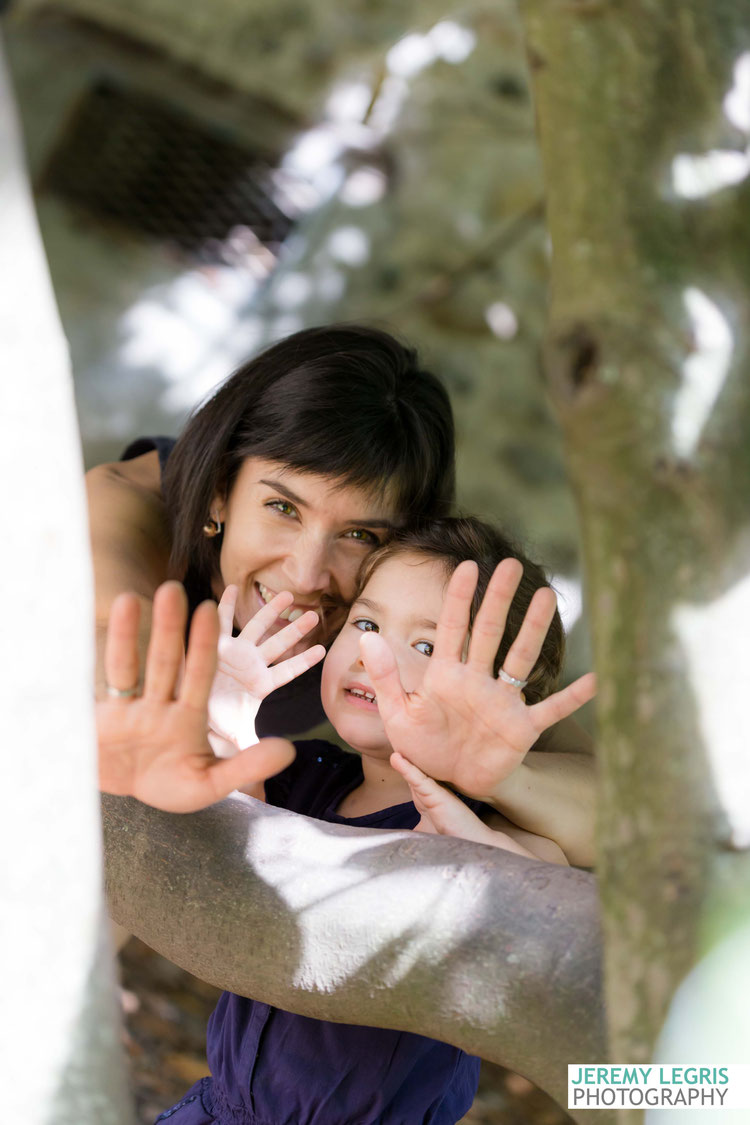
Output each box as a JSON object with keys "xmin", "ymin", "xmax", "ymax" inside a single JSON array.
[
  {"xmin": 344, "ymin": 528, "xmax": 380, "ymax": 546},
  {"xmin": 353, "ymin": 618, "xmax": 379, "ymax": 633},
  {"xmin": 266, "ymin": 499, "xmax": 297, "ymax": 518},
  {"xmin": 415, "ymin": 641, "xmax": 434, "ymax": 657}
]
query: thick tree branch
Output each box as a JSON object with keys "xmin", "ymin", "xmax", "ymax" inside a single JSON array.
[{"xmin": 103, "ymin": 793, "xmax": 606, "ymax": 1119}]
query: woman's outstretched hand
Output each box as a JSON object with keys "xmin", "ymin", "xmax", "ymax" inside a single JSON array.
[
  {"xmin": 207, "ymin": 585, "xmax": 326, "ymax": 756},
  {"xmin": 97, "ymin": 581, "xmax": 295, "ymax": 812},
  {"xmin": 361, "ymin": 559, "xmax": 596, "ymax": 800}
]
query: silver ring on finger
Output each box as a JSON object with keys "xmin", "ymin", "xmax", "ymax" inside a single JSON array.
[
  {"xmin": 498, "ymin": 667, "xmax": 528, "ymax": 689},
  {"xmin": 106, "ymin": 683, "xmax": 139, "ymax": 699}
]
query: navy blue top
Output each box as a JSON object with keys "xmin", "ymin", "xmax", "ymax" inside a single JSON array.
[
  {"xmin": 120, "ymin": 436, "xmax": 325, "ymax": 738},
  {"xmin": 155, "ymin": 740, "xmax": 483, "ymax": 1125}
]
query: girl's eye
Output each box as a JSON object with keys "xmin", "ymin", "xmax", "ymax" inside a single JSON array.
[
  {"xmin": 266, "ymin": 499, "xmax": 297, "ymax": 518},
  {"xmin": 352, "ymin": 618, "xmax": 379, "ymax": 633},
  {"xmin": 344, "ymin": 528, "xmax": 381, "ymax": 546},
  {"xmin": 415, "ymin": 641, "xmax": 434, "ymax": 657}
]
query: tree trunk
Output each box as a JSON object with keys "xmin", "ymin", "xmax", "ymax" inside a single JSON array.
[
  {"xmin": 0, "ymin": 33, "xmax": 134, "ymax": 1125},
  {"xmin": 103, "ymin": 791, "xmax": 605, "ymax": 1117},
  {"xmin": 520, "ymin": 0, "xmax": 750, "ymax": 1091}
]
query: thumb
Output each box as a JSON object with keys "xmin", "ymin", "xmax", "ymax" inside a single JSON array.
[
  {"xmin": 209, "ymin": 737, "xmax": 295, "ymax": 799},
  {"xmin": 359, "ymin": 631, "xmax": 407, "ymax": 721}
]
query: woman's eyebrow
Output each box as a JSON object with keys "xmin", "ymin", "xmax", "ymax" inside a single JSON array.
[
  {"xmin": 259, "ymin": 478, "xmax": 308, "ymax": 507},
  {"xmin": 260, "ymin": 478, "xmax": 394, "ymax": 528}
]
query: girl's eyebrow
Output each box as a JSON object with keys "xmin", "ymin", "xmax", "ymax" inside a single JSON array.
[
  {"xmin": 259, "ymin": 478, "xmax": 393, "ymax": 529},
  {"xmin": 352, "ymin": 596, "xmax": 437, "ymax": 630}
]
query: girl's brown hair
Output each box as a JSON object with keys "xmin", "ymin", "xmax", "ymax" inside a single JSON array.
[{"xmin": 353, "ymin": 516, "xmax": 564, "ymax": 705}]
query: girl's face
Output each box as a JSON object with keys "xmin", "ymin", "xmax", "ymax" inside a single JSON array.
[
  {"xmin": 213, "ymin": 458, "xmax": 396, "ymax": 650},
  {"xmin": 321, "ymin": 553, "xmax": 448, "ymax": 757}
]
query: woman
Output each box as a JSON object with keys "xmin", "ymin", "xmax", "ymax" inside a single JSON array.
[{"xmin": 89, "ymin": 324, "xmax": 595, "ymax": 863}]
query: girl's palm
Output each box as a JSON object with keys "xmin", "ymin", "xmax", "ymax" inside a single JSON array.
[{"xmin": 208, "ymin": 585, "xmax": 326, "ymax": 752}]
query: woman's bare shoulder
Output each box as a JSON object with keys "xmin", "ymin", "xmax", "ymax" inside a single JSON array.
[
  {"xmin": 86, "ymin": 451, "xmax": 171, "ymax": 607},
  {"xmin": 86, "ymin": 449, "xmax": 162, "ymax": 494}
]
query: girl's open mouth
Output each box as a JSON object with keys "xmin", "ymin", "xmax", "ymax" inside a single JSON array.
[{"xmin": 344, "ymin": 686, "xmax": 378, "ymax": 710}]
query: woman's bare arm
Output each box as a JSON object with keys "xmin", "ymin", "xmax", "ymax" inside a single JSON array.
[
  {"xmin": 484, "ymin": 724, "xmax": 596, "ymax": 867},
  {"xmin": 86, "ymin": 451, "xmax": 171, "ymax": 697}
]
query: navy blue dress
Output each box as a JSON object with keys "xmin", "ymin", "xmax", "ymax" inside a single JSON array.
[{"xmin": 154, "ymin": 740, "xmax": 483, "ymax": 1125}]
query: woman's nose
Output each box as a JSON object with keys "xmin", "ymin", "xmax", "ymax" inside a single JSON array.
[{"xmin": 283, "ymin": 538, "xmax": 331, "ymax": 597}]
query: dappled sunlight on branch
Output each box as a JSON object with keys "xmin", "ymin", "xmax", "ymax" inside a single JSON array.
[{"xmin": 243, "ymin": 807, "xmax": 499, "ymax": 993}]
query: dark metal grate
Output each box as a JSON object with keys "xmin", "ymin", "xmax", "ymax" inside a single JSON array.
[{"xmin": 41, "ymin": 79, "xmax": 293, "ymax": 260}]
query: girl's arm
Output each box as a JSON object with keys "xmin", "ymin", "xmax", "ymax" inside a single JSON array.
[{"xmin": 391, "ymin": 753, "xmax": 569, "ymax": 865}]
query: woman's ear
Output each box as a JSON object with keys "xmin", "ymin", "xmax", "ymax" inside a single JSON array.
[{"xmin": 211, "ymin": 492, "xmax": 227, "ymax": 524}]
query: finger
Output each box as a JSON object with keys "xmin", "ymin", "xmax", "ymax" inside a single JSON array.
[
  {"xmin": 391, "ymin": 753, "xmax": 485, "ymax": 839},
  {"xmin": 239, "ymin": 590, "xmax": 294, "ymax": 644},
  {"xmin": 529, "ymin": 672, "xmax": 597, "ymax": 732},
  {"xmin": 104, "ymin": 592, "xmax": 141, "ymax": 695},
  {"xmin": 359, "ymin": 631, "xmax": 407, "ymax": 721},
  {"xmin": 206, "ymin": 738, "xmax": 296, "ymax": 802},
  {"xmin": 391, "ymin": 753, "xmax": 448, "ymax": 811},
  {"xmin": 432, "ymin": 560, "xmax": 478, "ymax": 663},
  {"xmin": 390, "ymin": 752, "xmax": 436, "ymax": 820},
  {"xmin": 390, "ymin": 751, "xmax": 431, "ymax": 792},
  {"xmin": 179, "ymin": 599, "xmax": 220, "ymax": 708},
  {"xmin": 499, "ymin": 586, "xmax": 557, "ymax": 684},
  {"xmin": 143, "ymin": 582, "xmax": 189, "ymax": 701},
  {"xmin": 258, "ymin": 610, "xmax": 320, "ymax": 664},
  {"xmin": 217, "ymin": 585, "xmax": 239, "ymax": 637},
  {"xmin": 268, "ymin": 645, "xmax": 327, "ymax": 690},
  {"xmin": 466, "ymin": 558, "xmax": 523, "ymax": 674}
]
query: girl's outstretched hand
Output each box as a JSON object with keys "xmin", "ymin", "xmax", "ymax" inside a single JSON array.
[
  {"xmin": 391, "ymin": 752, "xmax": 500, "ymax": 846},
  {"xmin": 391, "ymin": 753, "xmax": 568, "ymax": 863},
  {"xmin": 361, "ymin": 559, "xmax": 596, "ymax": 800},
  {"xmin": 97, "ymin": 581, "xmax": 295, "ymax": 812},
  {"xmin": 207, "ymin": 585, "xmax": 326, "ymax": 756}
]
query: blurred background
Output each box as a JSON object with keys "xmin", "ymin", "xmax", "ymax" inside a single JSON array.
[{"xmin": 5, "ymin": 1, "xmax": 589, "ymax": 1120}]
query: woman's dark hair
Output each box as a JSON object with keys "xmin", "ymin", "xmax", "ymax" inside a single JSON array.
[
  {"xmin": 354, "ymin": 517, "xmax": 564, "ymax": 704},
  {"xmin": 162, "ymin": 324, "xmax": 455, "ymax": 588}
]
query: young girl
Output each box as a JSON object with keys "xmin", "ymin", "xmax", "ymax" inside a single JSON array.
[{"xmin": 100, "ymin": 515, "xmax": 594, "ymax": 1125}]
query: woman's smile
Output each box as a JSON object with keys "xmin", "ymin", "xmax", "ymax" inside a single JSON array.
[{"xmin": 255, "ymin": 580, "xmax": 316, "ymax": 623}]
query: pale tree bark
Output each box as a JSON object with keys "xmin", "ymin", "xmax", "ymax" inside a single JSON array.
[
  {"xmin": 103, "ymin": 792, "xmax": 606, "ymax": 1118},
  {"xmin": 0, "ymin": 32, "xmax": 134, "ymax": 1125},
  {"xmin": 520, "ymin": 0, "xmax": 750, "ymax": 1091}
]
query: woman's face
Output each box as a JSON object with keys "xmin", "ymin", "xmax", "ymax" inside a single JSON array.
[{"xmin": 214, "ymin": 458, "xmax": 397, "ymax": 649}]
